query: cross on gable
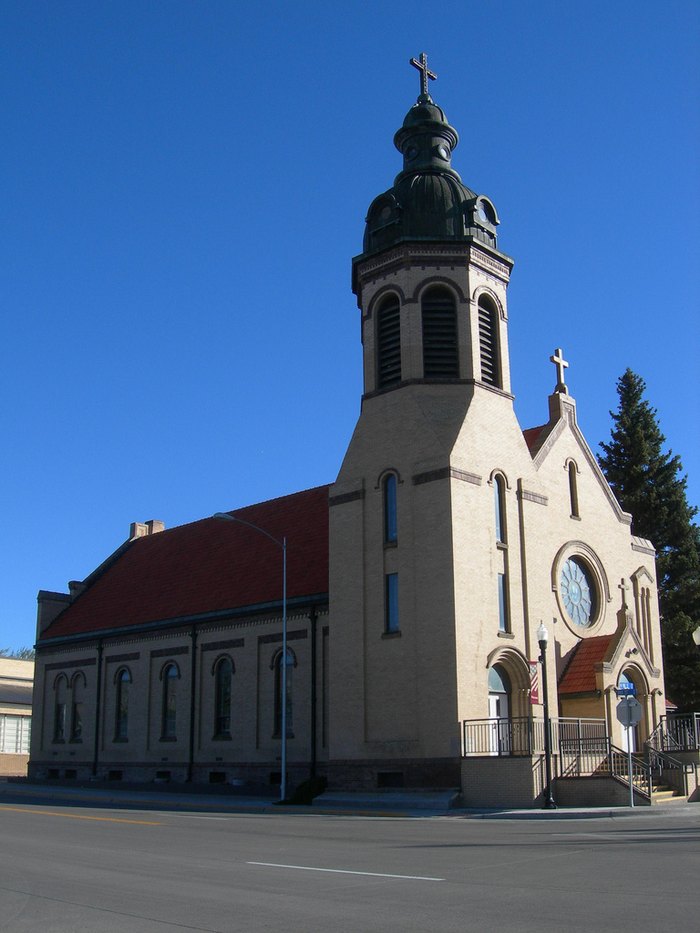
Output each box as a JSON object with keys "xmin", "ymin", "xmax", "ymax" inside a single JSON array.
[
  {"xmin": 618, "ymin": 578, "xmax": 629, "ymax": 611},
  {"xmin": 550, "ymin": 348, "xmax": 569, "ymax": 394},
  {"xmin": 410, "ymin": 52, "xmax": 437, "ymax": 100}
]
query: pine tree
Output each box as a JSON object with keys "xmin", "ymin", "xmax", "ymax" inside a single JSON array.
[
  {"xmin": 0, "ymin": 646, "xmax": 35, "ymax": 660},
  {"xmin": 599, "ymin": 369, "xmax": 700, "ymax": 710}
]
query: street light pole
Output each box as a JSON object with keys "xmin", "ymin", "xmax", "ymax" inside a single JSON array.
[
  {"xmin": 213, "ymin": 512, "xmax": 288, "ymax": 802},
  {"xmin": 537, "ymin": 622, "xmax": 557, "ymax": 809}
]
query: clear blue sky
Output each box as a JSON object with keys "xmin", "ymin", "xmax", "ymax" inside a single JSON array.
[{"xmin": 2, "ymin": 1, "xmax": 698, "ymax": 651}]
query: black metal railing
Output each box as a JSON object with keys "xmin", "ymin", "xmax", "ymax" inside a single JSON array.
[
  {"xmin": 461, "ymin": 716, "xmax": 545, "ymax": 756},
  {"xmin": 660, "ymin": 713, "xmax": 700, "ymax": 751},
  {"xmin": 608, "ymin": 744, "xmax": 652, "ymax": 798},
  {"xmin": 645, "ymin": 744, "xmax": 692, "ymax": 797},
  {"xmin": 461, "ymin": 717, "xmax": 606, "ymax": 759}
]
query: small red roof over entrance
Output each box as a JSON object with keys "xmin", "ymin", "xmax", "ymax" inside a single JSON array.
[{"xmin": 558, "ymin": 635, "xmax": 614, "ymax": 695}]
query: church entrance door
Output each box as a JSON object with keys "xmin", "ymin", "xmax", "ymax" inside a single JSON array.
[{"xmin": 488, "ymin": 681, "xmax": 511, "ymax": 755}]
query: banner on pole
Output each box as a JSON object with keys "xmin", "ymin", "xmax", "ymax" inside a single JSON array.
[{"xmin": 529, "ymin": 661, "xmax": 540, "ymax": 705}]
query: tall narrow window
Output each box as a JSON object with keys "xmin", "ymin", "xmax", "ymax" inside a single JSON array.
[
  {"xmin": 53, "ymin": 675, "xmax": 67, "ymax": 742},
  {"xmin": 214, "ymin": 656, "xmax": 233, "ymax": 738},
  {"xmin": 274, "ymin": 648, "xmax": 294, "ymax": 738},
  {"xmin": 70, "ymin": 673, "xmax": 85, "ymax": 742},
  {"xmin": 478, "ymin": 296, "xmax": 501, "ymax": 388},
  {"xmin": 383, "ymin": 472, "xmax": 398, "ymax": 544},
  {"xmin": 497, "ymin": 573, "xmax": 510, "ymax": 633},
  {"xmin": 422, "ymin": 286, "xmax": 459, "ymax": 378},
  {"xmin": 377, "ymin": 295, "xmax": 401, "ymax": 388},
  {"xmin": 568, "ymin": 461, "xmax": 580, "ymax": 518},
  {"xmin": 385, "ymin": 573, "xmax": 399, "ymax": 633},
  {"xmin": 494, "ymin": 474, "xmax": 507, "ymax": 544},
  {"xmin": 161, "ymin": 663, "xmax": 179, "ymax": 740},
  {"xmin": 115, "ymin": 668, "xmax": 131, "ymax": 740}
]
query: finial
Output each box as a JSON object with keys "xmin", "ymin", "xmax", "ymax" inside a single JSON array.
[
  {"xmin": 410, "ymin": 52, "xmax": 437, "ymax": 102},
  {"xmin": 550, "ymin": 348, "xmax": 569, "ymax": 394}
]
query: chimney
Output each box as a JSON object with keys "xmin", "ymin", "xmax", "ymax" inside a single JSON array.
[{"xmin": 130, "ymin": 520, "xmax": 165, "ymax": 540}]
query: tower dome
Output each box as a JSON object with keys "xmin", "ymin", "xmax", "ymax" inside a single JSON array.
[{"xmin": 361, "ymin": 55, "xmax": 499, "ymax": 256}]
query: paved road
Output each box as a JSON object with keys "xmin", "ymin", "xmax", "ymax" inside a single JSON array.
[{"xmin": 0, "ymin": 800, "xmax": 698, "ymax": 932}]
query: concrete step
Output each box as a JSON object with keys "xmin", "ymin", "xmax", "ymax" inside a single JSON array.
[{"xmin": 651, "ymin": 792, "xmax": 688, "ymax": 805}]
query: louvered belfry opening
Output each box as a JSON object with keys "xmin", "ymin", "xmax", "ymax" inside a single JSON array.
[
  {"xmin": 478, "ymin": 297, "xmax": 501, "ymax": 387},
  {"xmin": 422, "ymin": 287, "xmax": 459, "ymax": 379},
  {"xmin": 377, "ymin": 295, "xmax": 402, "ymax": 388}
]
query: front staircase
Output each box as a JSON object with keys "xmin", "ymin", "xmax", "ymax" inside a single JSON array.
[{"xmin": 650, "ymin": 780, "xmax": 687, "ymax": 805}]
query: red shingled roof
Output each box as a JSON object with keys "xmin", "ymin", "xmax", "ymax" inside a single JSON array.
[
  {"xmin": 558, "ymin": 635, "xmax": 614, "ymax": 695},
  {"xmin": 522, "ymin": 424, "xmax": 548, "ymax": 453},
  {"xmin": 41, "ymin": 485, "xmax": 330, "ymax": 640}
]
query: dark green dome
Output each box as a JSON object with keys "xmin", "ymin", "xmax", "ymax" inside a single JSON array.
[
  {"xmin": 400, "ymin": 99, "xmax": 449, "ymax": 129},
  {"xmin": 362, "ymin": 93, "xmax": 499, "ymax": 256}
]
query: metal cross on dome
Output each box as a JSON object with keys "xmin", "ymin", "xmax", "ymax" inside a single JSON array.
[
  {"xmin": 550, "ymin": 347, "xmax": 569, "ymax": 394},
  {"xmin": 410, "ymin": 52, "xmax": 437, "ymax": 99}
]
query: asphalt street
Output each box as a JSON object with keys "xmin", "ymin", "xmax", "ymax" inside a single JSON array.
[{"xmin": 0, "ymin": 799, "xmax": 698, "ymax": 932}]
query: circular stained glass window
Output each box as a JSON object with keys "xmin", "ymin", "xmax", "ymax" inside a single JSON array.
[{"xmin": 560, "ymin": 557, "xmax": 597, "ymax": 627}]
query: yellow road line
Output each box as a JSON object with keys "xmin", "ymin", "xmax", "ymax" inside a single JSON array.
[{"xmin": 0, "ymin": 805, "xmax": 161, "ymax": 825}]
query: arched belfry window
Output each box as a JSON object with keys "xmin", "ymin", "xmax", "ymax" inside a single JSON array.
[
  {"xmin": 422, "ymin": 286, "xmax": 459, "ymax": 378},
  {"xmin": 376, "ymin": 294, "xmax": 401, "ymax": 388},
  {"xmin": 478, "ymin": 295, "xmax": 501, "ymax": 388},
  {"xmin": 383, "ymin": 472, "xmax": 398, "ymax": 544}
]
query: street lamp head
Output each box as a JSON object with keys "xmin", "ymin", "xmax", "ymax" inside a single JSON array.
[
  {"xmin": 693, "ymin": 625, "xmax": 700, "ymax": 648},
  {"xmin": 536, "ymin": 622, "xmax": 549, "ymax": 647}
]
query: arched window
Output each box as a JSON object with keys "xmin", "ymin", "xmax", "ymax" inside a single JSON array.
[
  {"xmin": 115, "ymin": 668, "xmax": 131, "ymax": 741},
  {"xmin": 376, "ymin": 295, "xmax": 401, "ymax": 388},
  {"xmin": 70, "ymin": 672, "xmax": 85, "ymax": 742},
  {"xmin": 478, "ymin": 296, "xmax": 501, "ymax": 388},
  {"xmin": 53, "ymin": 674, "xmax": 68, "ymax": 742},
  {"xmin": 273, "ymin": 648, "xmax": 294, "ymax": 738},
  {"xmin": 383, "ymin": 472, "xmax": 398, "ymax": 544},
  {"xmin": 422, "ymin": 286, "xmax": 459, "ymax": 378},
  {"xmin": 214, "ymin": 656, "xmax": 233, "ymax": 738},
  {"xmin": 494, "ymin": 474, "xmax": 507, "ymax": 544},
  {"xmin": 161, "ymin": 663, "xmax": 179, "ymax": 740},
  {"xmin": 568, "ymin": 461, "xmax": 580, "ymax": 518}
]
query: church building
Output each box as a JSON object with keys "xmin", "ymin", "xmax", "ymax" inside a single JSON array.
[{"xmin": 29, "ymin": 58, "xmax": 669, "ymax": 807}]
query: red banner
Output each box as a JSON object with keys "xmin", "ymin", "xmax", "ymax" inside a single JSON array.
[{"xmin": 529, "ymin": 661, "xmax": 540, "ymax": 705}]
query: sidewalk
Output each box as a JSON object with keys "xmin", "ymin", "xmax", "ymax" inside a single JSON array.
[{"xmin": 1, "ymin": 779, "xmax": 697, "ymax": 820}]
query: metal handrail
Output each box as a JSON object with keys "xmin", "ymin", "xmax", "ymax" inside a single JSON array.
[
  {"xmin": 609, "ymin": 744, "xmax": 652, "ymax": 798},
  {"xmin": 461, "ymin": 716, "xmax": 607, "ymax": 759},
  {"xmin": 661, "ymin": 713, "xmax": 700, "ymax": 751},
  {"xmin": 644, "ymin": 743, "xmax": 691, "ymax": 797}
]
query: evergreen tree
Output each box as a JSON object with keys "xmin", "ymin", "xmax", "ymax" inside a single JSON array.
[
  {"xmin": 599, "ymin": 369, "xmax": 700, "ymax": 710},
  {"xmin": 0, "ymin": 646, "xmax": 35, "ymax": 660}
]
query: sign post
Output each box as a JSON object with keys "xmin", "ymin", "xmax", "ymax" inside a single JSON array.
[{"xmin": 616, "ymin": 696, "xmax": 643, "ymax": 807}]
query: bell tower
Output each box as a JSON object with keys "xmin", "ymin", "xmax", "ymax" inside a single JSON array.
[{"xmin": 329, "ymin": 56, "xmax": 520, "ymax": 790}]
